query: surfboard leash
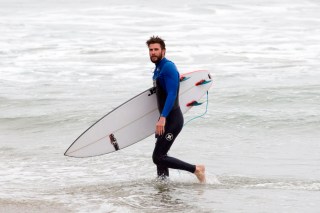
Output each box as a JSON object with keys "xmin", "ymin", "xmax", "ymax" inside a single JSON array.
[{"xmin": 183, "ymin": 91, "xmax": 209, "ymax": 126}]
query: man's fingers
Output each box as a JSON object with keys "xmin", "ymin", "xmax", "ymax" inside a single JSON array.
[
  {"xmin": 155, "ymin": 117, "xmax": 166, "ymax": 136},
  {"xmin": 156, "ymin": 125, "xmax": 165, "ymax": 135}
]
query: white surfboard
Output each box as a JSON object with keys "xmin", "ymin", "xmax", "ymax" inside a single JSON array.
[{"xmin": 64, "ymin": 70, "xmax": 213, "ymax": 158}]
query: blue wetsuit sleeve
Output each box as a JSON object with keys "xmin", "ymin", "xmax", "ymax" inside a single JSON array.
[{"xmin": 161, "ymin": 63, "xmax": 179, "ymax": 117}]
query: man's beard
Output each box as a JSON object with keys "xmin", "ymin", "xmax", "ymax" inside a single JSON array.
[{"xmin": 150, "ymin": 55, "xmax": 162, "ymax": 64}]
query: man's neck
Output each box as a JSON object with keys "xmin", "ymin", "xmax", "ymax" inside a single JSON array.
[{"xmin": 156, "ymin": 57, "xmax": 166, "ymax": 66}]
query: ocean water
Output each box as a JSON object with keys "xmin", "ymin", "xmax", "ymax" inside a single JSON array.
[{"xmin": 1, "ymin": 0, "xmax": 320, "ymax": 212}]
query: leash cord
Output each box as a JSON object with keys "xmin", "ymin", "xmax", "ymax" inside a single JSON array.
[{"xmin": 184, "ymin": 91, "xmax": 209, "ymax": 126}]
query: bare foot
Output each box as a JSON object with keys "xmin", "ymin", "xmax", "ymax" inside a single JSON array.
[{"xmin": 194, "ymin": 165, "xmax": 206, "ymax": 184}]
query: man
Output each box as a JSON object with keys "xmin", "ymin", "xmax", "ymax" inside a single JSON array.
[{"xmin": 146, "ymin": 36, "xmax": 206, "ymax": 183}]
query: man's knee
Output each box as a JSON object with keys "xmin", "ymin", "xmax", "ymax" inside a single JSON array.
[
  {"xmin": 152, "ymin": 153, "xmax": 159, "ymax": 165},
  {"xmin": 152, "ymin": 153, "xmax": 164, "ymax": 165}
]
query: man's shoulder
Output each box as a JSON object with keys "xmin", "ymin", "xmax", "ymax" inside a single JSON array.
[
  {"xmin": 164, "ymin": 58, "xmax": 175, "ymax": 65},
  {"xmin": 162, "ymin": 61, "xmax": 179, "ymax": 79},
  {"xmin": 162, "ymin": 60, "xmax": 177, "ymax": 71}
]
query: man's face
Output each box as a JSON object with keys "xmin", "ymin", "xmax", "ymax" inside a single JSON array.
[{"xmin": 148, "ymin": 43, "xmax": 165, "ymax": 64}]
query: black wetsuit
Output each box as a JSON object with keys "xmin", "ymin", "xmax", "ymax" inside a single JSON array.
[{"xmin": 152, "ymin": 58, "xmax": 196, "ymax": 178}]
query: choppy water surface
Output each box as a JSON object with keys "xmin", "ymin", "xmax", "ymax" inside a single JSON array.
[{"xmin": 1, "ymin": 0, "xmax": 320, "ymax": 212}]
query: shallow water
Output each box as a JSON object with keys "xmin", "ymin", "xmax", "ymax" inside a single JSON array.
[{"xmin": 1, "ymin": 0, "xmax": 320, "ymax": 212}]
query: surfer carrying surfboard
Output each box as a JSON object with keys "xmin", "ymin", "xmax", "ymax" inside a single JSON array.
[{"xmin": 146, "ymin": 36, "xmax": 206, "ymax": 183}]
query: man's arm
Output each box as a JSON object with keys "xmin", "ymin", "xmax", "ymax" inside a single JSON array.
[{"xmin": 155, "ymin": 63, "xmax": 179, "ymax": 136}]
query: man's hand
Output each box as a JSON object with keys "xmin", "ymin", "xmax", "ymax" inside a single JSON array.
[{"xmin": 156, "ymin": 116, "xmax": 166, "ymax": 136}]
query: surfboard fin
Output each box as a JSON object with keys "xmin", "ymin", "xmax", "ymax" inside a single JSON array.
[
  {"xmin": 195, "ymin": 79, "xmax": 211, "ymax": 86},
  {"xmin": 180, "ymin": 76, "xmax": 190, "ymax": 82},
  {"xmin": 186, "ymin": 100, "xmax": 203, "ymax": 107}
]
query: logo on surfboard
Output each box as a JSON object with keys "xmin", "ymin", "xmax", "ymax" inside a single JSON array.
[{"xmin": 109, "ymin": 134, "xmax": 120, "ymax": 151}]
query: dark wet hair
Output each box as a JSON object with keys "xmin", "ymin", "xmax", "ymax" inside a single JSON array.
[{"xmin": 146, "ymin": 36, "xmax": 166, "ymax": 49}]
